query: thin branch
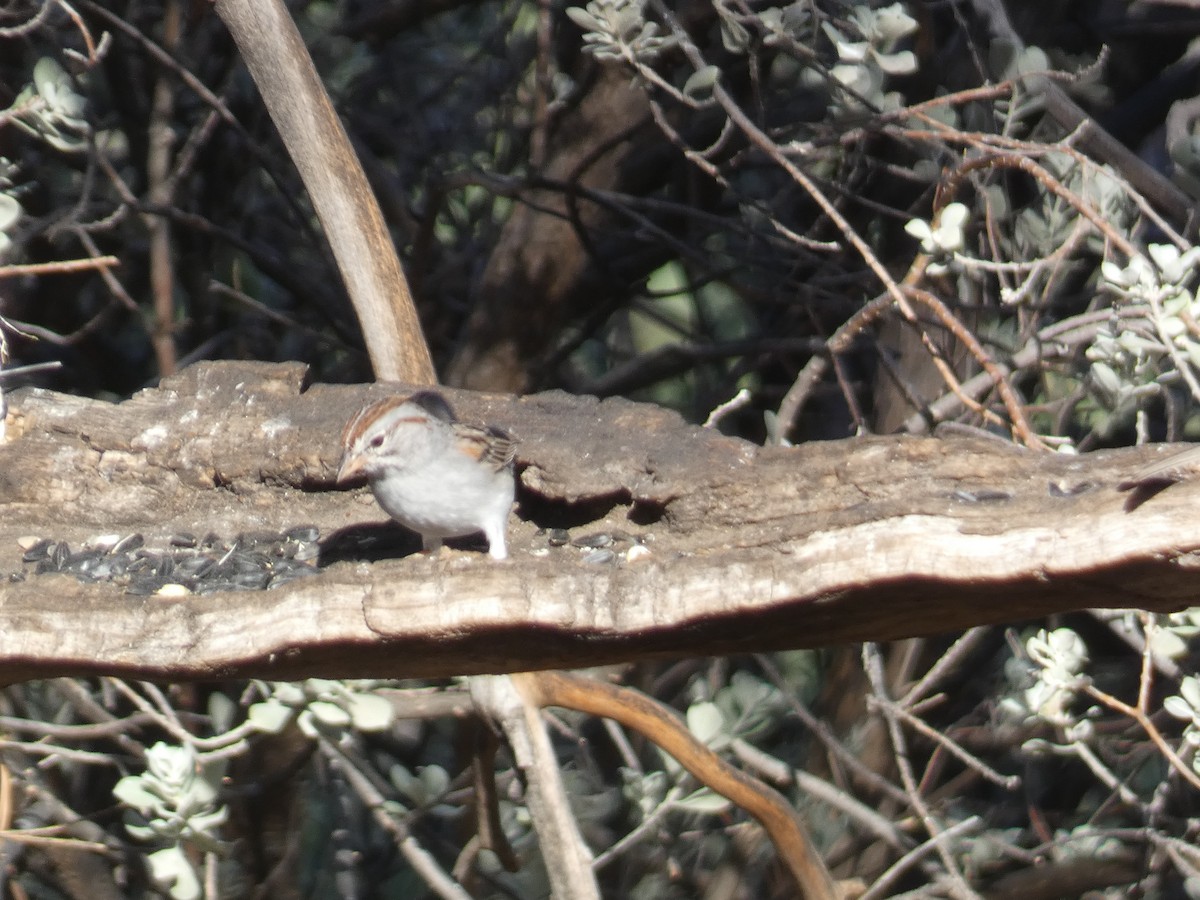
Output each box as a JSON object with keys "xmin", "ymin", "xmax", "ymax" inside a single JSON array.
[
  {"xmin": 861, "ymin": 816, "xmax": 984, "ymax": 900},
  {"xmin": 471, "ymin": 674, "xmax": 601, "ymax": 900},
  {"xmin": 863, "ymin": 644, "xmax": 981, "ymax": 900},
  {"xmin": 317, "ymin": 734, "xmax": 472, "ymax": 900},
  {"xmin": 0, "ymin": 256, "xmax": 119, "ymax": 279},
  {"xmin": 1083, "ymin": 683, "xmax": 1200, "ymax": 792}
]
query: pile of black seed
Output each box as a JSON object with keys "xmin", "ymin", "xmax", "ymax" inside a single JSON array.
[
  {"xmin": 17, "ymin": 527, "xmax": 322, "ymax": 595},
  {"xmin": 10, "ymin": 526, "xmax": 650, "ymax": 593}
]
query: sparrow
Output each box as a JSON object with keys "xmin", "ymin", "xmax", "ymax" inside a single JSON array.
[{"xmin": 338, "ymin": 390, "xmax": 517, "ymax": 559}]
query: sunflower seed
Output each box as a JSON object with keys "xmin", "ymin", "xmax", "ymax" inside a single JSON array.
[
  {"xmin": 572, "ymin": 532, "xmax": 613, "ymax": 549},
  {"xmin": 237, "ymin": 531, "xmax": 283, "ymax": 549},
  {"xmin": 112, "ymin": 533, "xmax": 145, "ymax": 554},
  {"xmin": 293, "ymin": 542, "xmax": 320, "ymax": 562},
  {"xmin": 22, "ymin": 539, "xmax": 54, "ymax": 563},
  {"xmin": 284, "ymin": 525, "xmax": 320, "ymax": 543},
  {"xmin": 87, "ymin": 534, "xmax": 122, "ymax": 552},
  {"xmin": 233, "ymin": 571, "xmax": 271, "ymax": 590},
  {"xmin": 174, "ymin": 556, "xmax": 215, "ymax": 579},
  {"xmin": 626, "ymin": 544, "xmax": 652, "ymax": 562},
  {"xmin": 127, "ymin": 575, "xmax": 169, "ymax": 595}
]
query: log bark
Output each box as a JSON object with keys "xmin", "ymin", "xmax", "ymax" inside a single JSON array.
[{"xmin": 0, "ymin": 360, "xmax": 1193, "ymax": 683}]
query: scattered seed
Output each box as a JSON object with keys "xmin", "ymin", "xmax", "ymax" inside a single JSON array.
[
  {"xmin": 546, "ymin": 529, "xmax": 571, "ymax": 546},
  {"xmin": 127, "ymin": 555, "xmax": 154, "ymax": 574},
  {"xmin": 1049, "ymin": 479, "xmax": 1093, "ymax": 497},
  {"xmin": 238, "ymin": 530, "xmax": 283, "ymax": 549},
  {"xmin": 952, "ymin": 489, "xmax": 1012, "ymax": 503},
  {"xmin": 16, "ymin": 536, "xmax": 45, "ymax": 551},
  {"xmin": 293, "ymin": 543, "xmax": 320, "ymax": 562},
  {"xmin": 284, "ymin": 525, "xmax": 320, "ymax": 543},
  {"xmin": 112, "ymin": 533, "xmax": 145, "ymax": 554},
  {"xmin": 231, "ymin": 552, "xmax": 272, "ymax": 575},
  {"xmin": 127, "ymin": 575, "xmax": 169, "ymax": 595},
  {"xmin": 169, "ymin": 532, "xmax": 197, "ymax": 548},
  {"xmin": 65, "ymin": 549, "xmax": 104, "ymax": 566},
  {"xmin": 87, "ymin": 534, "xmax": 121, "ymax": 552},
  {"xmin": 582, "ymin": 548, "xmax": 615, "ymax": 565},
  {"xmin": 86, "ymin": 561, "xmax": 115, "ymax": 580},
  {"xmin": 174, "ymin": 556, "xmax": 215, "ymax": 579},
  {"xmin": 155, "ymin": 583, "xmax": 192, "ymax": 597},
  {"xmin": 572, "ymin": 532, "xmax": 613, "ymax": 549},
  {"xmin": 21, "ymin": 539, "xmax": 54, "ymax": 563},
  {"xmin": 63, "ymin": 550, "xmax": 106, "ymax": 578},
  {"xmin": 626, "ymin": 544, "xmax": 652, "ymax": 563}
]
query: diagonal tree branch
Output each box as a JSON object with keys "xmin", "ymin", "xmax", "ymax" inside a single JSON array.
[{"xmin": 212, "ymin": 0, "xmax": 436, "ymax": 384}]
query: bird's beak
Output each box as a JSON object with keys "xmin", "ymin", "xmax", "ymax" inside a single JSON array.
[{"xmin": 337, "ymin": 451, "xmax": 366, "ymax": 483}]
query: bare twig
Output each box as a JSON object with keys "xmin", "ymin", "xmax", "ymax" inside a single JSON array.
[
  {"xmin": 1083, "ymin": 683, "xmax": 1200, "ymax": 792},
  {"xmin": 317, "ymin": 734, "xmax": 472, "ymax": 900},
  {"xmin": 860, "ymin": 816, "xmax": 984, "ymax": 900},
  {"xmin": 470, "ymin": 674, "xmax": 601, "ymax": 900},
  {"xmin": 863, "ymin": 644, "xmax": 981, "ymax": 900},
  {"xmin": 144, "ymin": 0, "xmax": 182, "ymax": 376},
  {"xmin": 0, "ymin": 256, "xmax": 119, "ymax": 279}
]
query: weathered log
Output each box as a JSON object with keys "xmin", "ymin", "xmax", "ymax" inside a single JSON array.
[{"xmin": 0, "ymin": 360, "xmax": 1193, "ymax": 682}]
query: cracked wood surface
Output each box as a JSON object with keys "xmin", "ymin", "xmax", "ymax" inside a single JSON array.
[{"xmin": 0, "ymin": 360, "xmax": 1196, "ymax": 682}]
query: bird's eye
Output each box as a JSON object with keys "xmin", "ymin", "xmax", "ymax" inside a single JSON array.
[{"xmin": 369, "ymin": 435, "xmax": 385, "ymax": 449}]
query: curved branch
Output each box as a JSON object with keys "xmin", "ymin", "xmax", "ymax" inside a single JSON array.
[{"xmin": 518, "ymin": 671, "xmax": 838, "ymax": 900}]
